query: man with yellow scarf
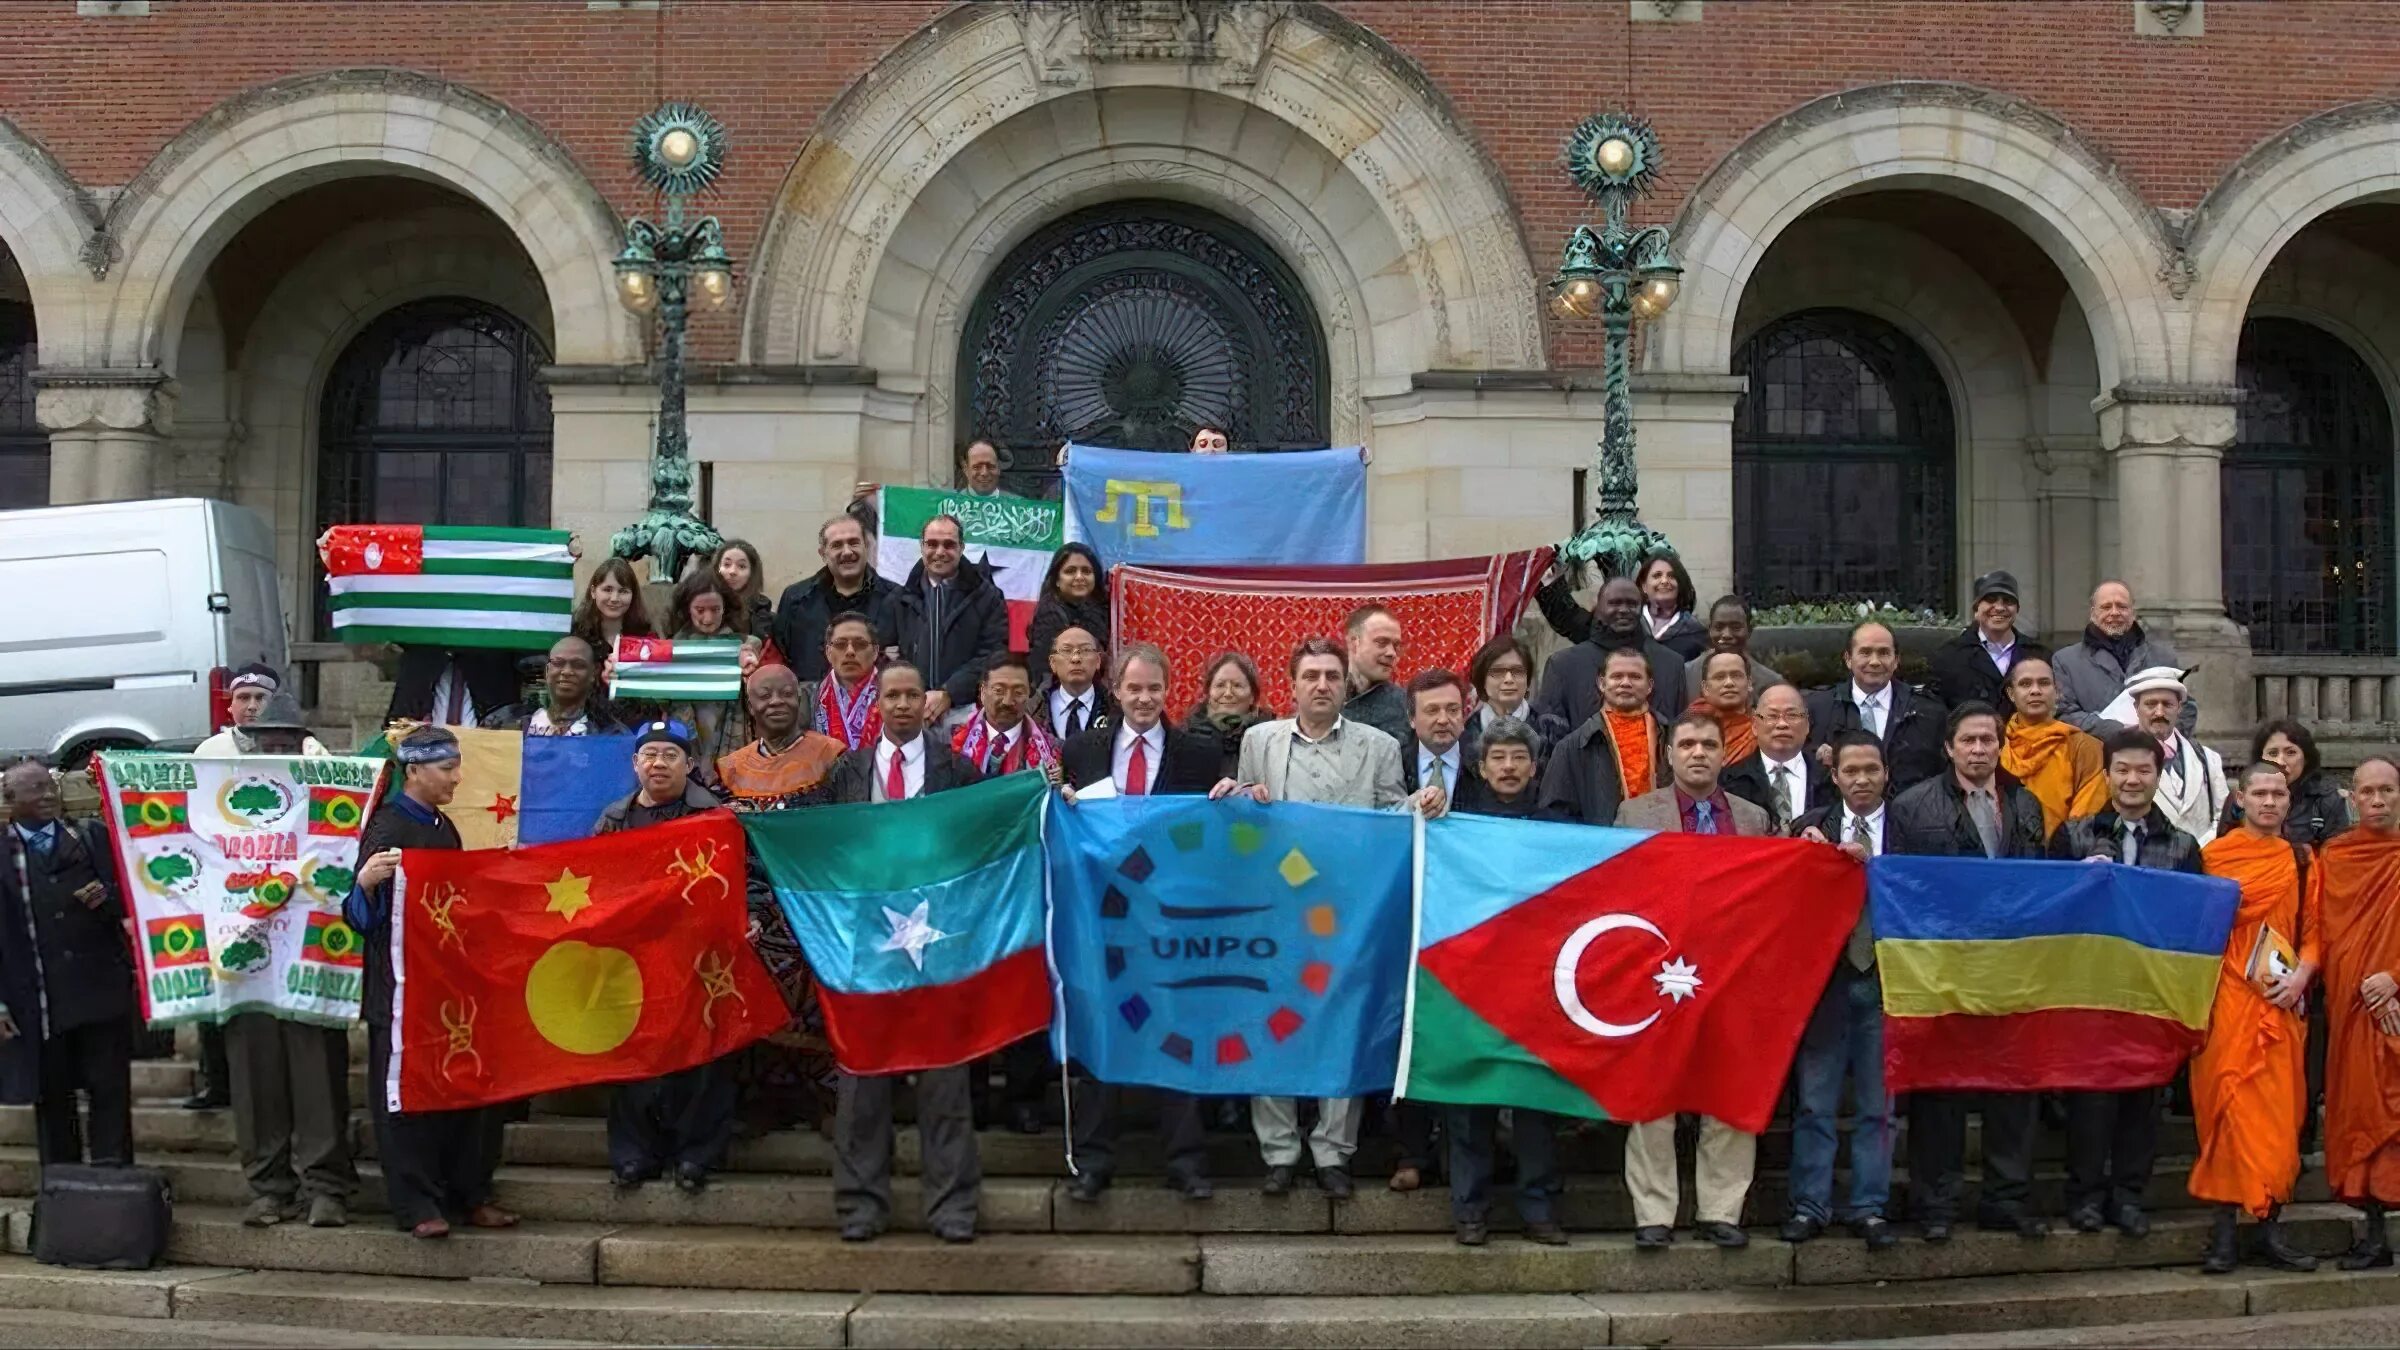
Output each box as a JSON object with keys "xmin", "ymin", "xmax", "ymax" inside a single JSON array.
[{"xmin": 1998, "ymin": 651, "xmax": 2108, "ymax": 836}]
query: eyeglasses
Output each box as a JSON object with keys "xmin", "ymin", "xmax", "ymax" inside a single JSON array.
[{"xmin": 828, "ymin": 637, "xmax": 875, "ymax": 651}]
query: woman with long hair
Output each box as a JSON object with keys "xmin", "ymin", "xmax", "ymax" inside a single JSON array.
[
  {"xmin": 709, "ymin": 540, "xmax": 773, "ymax": 639},
  {"xmin": 571, "ymin": 557, "xmax": 657, "ymax": 655},
  {"xmin": 1027, "ymin": 543, "xmax": 1110, "ymax": 676}
]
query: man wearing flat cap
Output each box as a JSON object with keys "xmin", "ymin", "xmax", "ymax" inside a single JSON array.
[
  {"xmin": 349, "ymin": 726, "xmax": 521, "ymax": 1239},
  {"xmin": 594, "ymin": 721, "xmax": 740, "ymax": 1195},
  {"xmin": 1928, "ymin": 570, "xmax": 2035, "ymax": 715}
]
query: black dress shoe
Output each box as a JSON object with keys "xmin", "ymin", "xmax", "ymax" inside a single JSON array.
[
  {"xmin": 1455, "ymin": 1220, "xmax": 1488, "ymax": 1247},
  {"xmin": 2255, "ymin": 1220, "xmax": 2318, "ymax": 1273},
  {"xmin": 2109, "ymin": 1203, "xmax": 2148, "ymax": 1238},
  {"xmin": 1633, "ymin": 1225, "xmax": 1673, "ymax": 1250},
  {"xmin": 673, "ymin": 1162, "xmax": 708, "ymax": 1195},
  {"xmin": 1522, "ymin": 1221, "xmax": 1569, "ymax": 1246},
  {"xmin": 1261, "ymin": 1164, "xmax": 1295, "ymax": 1196},
  {"xmin": 1921, "ymin": 1219, "xmax": 1952, "ymax": 1244},
  {"xmin": 1851, "ymin": 1216, "xmax": 1899, "ymax": 1251},
  {"xmin": 2066, "ymin": 1205, "xmax": 2106, "ymax": 1234},
  {"xmin": 1067, "ymin": 1172, "xmax": 1108, "ymax": 1203},
  {"xmin": 1779, "ymin": 1215, "xmax": 1824, "ymax": 1244},
  {"xmin": 180, "ymin": 1091, "xmax": 229, "ymax": 1111},
  {"xmin": 2338, "ymin": 1239, "xmax": 2394, "ymax": 1271},
  {"xmin": 1698, "ymin": 1220, "xmax": 1749, "ymax": 1249},
  {"xmin": 1316, "ymin": 1166, "xmax": 1354, "ymax": 1200}
]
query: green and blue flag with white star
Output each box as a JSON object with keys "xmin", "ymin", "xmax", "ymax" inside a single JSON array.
[
  {"xmin": 1046, "ymin": 796, "xmax": 1413, "ymax": 1096},
  {"xmin": 743, "ymin": 773, "xmax": 1052, "ymax": 1075}
]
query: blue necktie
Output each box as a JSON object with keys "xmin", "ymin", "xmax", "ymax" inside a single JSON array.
[{"xmin": 1693, "ymin": 800, "xmax": 1717, "ymax": 835}]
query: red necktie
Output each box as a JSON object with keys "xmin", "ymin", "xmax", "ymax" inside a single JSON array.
[
  {"xmin": 1125, "ymin": 735, "xmax": 1149, "ymax": 797},
  {"xmin": 884, "ymin": 744, "xmax": 908, "ymax": 801}
]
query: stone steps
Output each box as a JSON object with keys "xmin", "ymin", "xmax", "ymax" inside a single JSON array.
[{"xmin": 0, "ymin": 1254, "xmax": 2390, "ymax": 1348}]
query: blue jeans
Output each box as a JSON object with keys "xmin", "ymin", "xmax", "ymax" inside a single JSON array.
[{"xmin": 1789, "ymin": 964, "xmax": 1893, "ymax": 1224}]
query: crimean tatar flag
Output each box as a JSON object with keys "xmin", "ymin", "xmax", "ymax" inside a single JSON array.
[
  {"xmin": 322, "ymin": 524, "xmax": 574, "ymax": 651},
  {"xmin": 743, "ymin": 773, "xmax": 1051, "ymax": 1075},
  {"xmin": 1400, "ymin": 814, "xmax": 1864, "ymax": 1134},
  {"xmin": 387, "ymin": 809, "xmax": 785, "ymax": 1112},
  {"xmin": 1871, "ymin": 856, "xmax": 2240, "ymax": 1092}
]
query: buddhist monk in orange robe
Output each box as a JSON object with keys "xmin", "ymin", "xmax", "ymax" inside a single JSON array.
[
  {"xmin": 2320, "ymin": 756, "xmax": 2400, "ymax": 1270},
  {"xmin": 2190, "ymin": 762, "xmax": 2322, "ymax": 1273},
  {"xmin": 1997, "ymin": 655, "xmax": 2107, "ymax": 836}
]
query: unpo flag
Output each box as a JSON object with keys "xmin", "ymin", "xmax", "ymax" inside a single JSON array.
[
  {"xmin": 1047, "ymin": 797, "xmax": 1413, "ymax": 1097},
  {"xmin": 743, "ymin": 774, "xmax": 1051, "ymax": 1076},
  {"xmin": 1871, "ymin": 856, "xmax": 2239, "ymax": 1092},
  {"xmin": 146, "ymin": 914, "xmax": 208, "ymax": 968},
  {"xmin": 611, "ymin": 636, "xmax": 744, "ymax": 703},
  {"xmin": 323, "ymin": 524, "xmax": 574, "ymax": 651},
  {"xmin": 388, "ymin": 810, "xmax": 785, "ymax": 1112},
  {"xmin": 874, "ymin": 484, "xmax": 1064, "ymax": 650},
  {"xmin": 307, "ymin": 786, "xmax": 369, "ymax": 838},
  {"xmin": 301, "ymin": 913, "xmax": 364, "ymax": 968},
  {"xmin": 121, "ymin": 791, "xmax": 188, "ymax": 838},
  {"xmin": 1401, "ymin": 814, "xmax": 1863, "ymax": 1134}
]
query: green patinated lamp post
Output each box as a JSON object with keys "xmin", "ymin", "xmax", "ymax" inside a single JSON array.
[
  {"xmin": 1551, "ymin": 114, "xmax": 1685, "ymax": 583},
  {"xmin": 609, "ymin": 103, "xmax": 736, "ymax": 579}
]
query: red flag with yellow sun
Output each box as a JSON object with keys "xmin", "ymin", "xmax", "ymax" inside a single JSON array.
[{"xmin": 386, "ymin": 809, "xmax": 783, "ymax": 1112}]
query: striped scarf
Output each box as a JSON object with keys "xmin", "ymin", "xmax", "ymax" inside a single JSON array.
[
  {"xmin": 952, "ymin": 711, "xmax": 1059, "ymax": 776},
  {"xmin": 814, "ymin": 672, "xmax": 880, "ymax": 750}
]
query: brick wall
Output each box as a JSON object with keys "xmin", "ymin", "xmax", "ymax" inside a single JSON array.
[{"xmin": 3, "ymin": 0, "xmax": 2393, "ymax": 367}]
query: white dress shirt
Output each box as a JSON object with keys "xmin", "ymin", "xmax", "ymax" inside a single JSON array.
[
  {"xmin": 1112, "ymin": 722, "xmax": 1164, "ymax": 793},
  {"xmin": 1050, "ymin": 684, "xmax": 1098, "ymax": 739},
  {"xmin": 872, "ymin": 734, "xmax": 926, "ymax": 801},
  {"xmin": 1840, "ymin": 802, "xmax": 1887, "ymax": 855},
  {"xmin": 1851, "ymin": 682, "xmax": 1890, "ymax": 737},
  {"xmin": 1761, "ymin": 750, "xmax": 1811, "ymax": 819},
  {"xmin": 1417, "ymin": 743, "xmax": 1462, "ymax": 793}
]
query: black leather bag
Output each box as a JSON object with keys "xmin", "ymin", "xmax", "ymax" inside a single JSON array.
[{"xmin": 31, "ymin": 1163, "xmax": 171, "ymax": 1269}]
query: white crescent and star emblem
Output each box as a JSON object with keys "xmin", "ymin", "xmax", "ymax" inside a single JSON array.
[{"xmin": 1553, "ymin": 913, "xmax": 1704, "ymax": 1039}]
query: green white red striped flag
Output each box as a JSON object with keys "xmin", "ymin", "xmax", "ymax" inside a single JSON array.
[
  {"xmin": 874, "ymin": 485, "xmax": 1065, "ymax": 648},
  {"xmin": 323, "ymin": 525, "xmax": 574, "ymax": 651},
  {"xmin": 611, "ymin": 636, "xmax": 744, "ymax": 702}
]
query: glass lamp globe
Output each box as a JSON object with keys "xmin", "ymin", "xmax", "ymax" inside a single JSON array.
[
  {"xmin": 616, "ymin": 268, "xmax": 659, "ymax": 314},
  {"xmin": 1595, "ymin": 136, "xmax": 1636, "ymax": 178},
  {"xmin": 696, "ymin": 268, "xmax": 734, "ymax": 309},
  {"xmin": 657, "ymin": 127, "xmax": 701, "ymax": 169}
]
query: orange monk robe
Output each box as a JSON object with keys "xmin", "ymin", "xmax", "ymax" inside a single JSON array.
[
  {"xmin": 1603, "ymin": 709, "xmax": 1655, "ymax": 800},
  {"xmin": 2190, "ymin": 831, "xmax": 2321, "ymax": 1216},
  {"xmin": 1691, "ymin": 700, "xmax": 1756, "ymax": 765},
  {"xmin": 2001, "ymin": 716, "xmax": 2109, "ymax": 837},
  {"xmin": 2320, "ymin": 827, "xmax": 2400, "ymax": 1205}
]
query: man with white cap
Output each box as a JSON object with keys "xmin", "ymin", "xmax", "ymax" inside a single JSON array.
[{"xmin": 2112, "ymin": 667, "xmax": 2226, "ymax": 845}]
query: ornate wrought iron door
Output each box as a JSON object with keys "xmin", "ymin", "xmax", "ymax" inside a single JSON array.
[
  {"xmin": 2226, "ymin": 316, "xmax": 2395, "ymax": 655},
  {"xmin": 0, "ymin": 300, "xmax": 42, "ymax": 510},
  {"xmin": 1732, "ymin": 309, "xmax": 1958, "ymax": 611},
  {"xmin": 958, "ymin": 201, "xmax": 1328, "ymax": 494}
]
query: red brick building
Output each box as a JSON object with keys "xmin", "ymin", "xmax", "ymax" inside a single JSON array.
[{"xmin": 1, "ymin": 0, "xmax": 2393, "ymax": 735}]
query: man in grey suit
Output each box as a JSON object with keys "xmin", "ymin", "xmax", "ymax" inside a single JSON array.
[
  {"xmin": 1211, "ymin": 637, "xmax": 1421, "ymax": 1199},
  {"xmin": 1615, "ymin": 711, "xmax": 1770, "ymax": 1253}
]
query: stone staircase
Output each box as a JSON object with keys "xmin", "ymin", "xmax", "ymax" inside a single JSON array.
[{"xmin": 0, "ymin": 1058, "xmax": 2390, "ymax": 1346}]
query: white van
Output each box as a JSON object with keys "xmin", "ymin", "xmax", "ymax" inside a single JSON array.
[{"xmin": 0, "ymin": 497, "xmax": 286, "ymax": 764}]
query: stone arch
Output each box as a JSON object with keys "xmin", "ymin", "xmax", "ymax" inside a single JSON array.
[
  {"xmin": 745, "ymin": 1, "xmax": 1543, "ymax": 380},
  {"xmin": 225, "ymin": 204, "xmax": 552, "ymax": 617},
  {"xmin": 2185, "ymin": 98, "xmax": 2400, "ymax": 386},
  {"xmin": 93, "ymin": 68, "xmax": 633, "ymax": 374},
  {"xmin": 1656, "ymin": 82, "xmax": 2175, "ymax": 391},
  {"xmin": 1730, "ymin": 215, "xmax": 2046, "ymax": 615},
  {"xmin": 0, "ymin": 112, "xmax": 104, "ymax": 363},
  {"xmin": 2243, "ymin": 230, "xmax": 2400, "ymax": 426}
]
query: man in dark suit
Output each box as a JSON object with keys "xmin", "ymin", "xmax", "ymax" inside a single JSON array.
[
  {"xmin": 1532, "ymin": 575, "xmax": 1685, "ymax": 729},
  {"xmin": 1057, "ymin": 643, "xmax": 1219, "ymax": 1204},
  {"xmin": 1035, "ymin": 624, "xmax": 1119, "ymax": 744},
  {"xmin": 1, "ymin": 759, "xmax": 134, "ymax": 1168},
  {"xmin": 825, "ymin": 663, "xmax": 985, "ymax": 1244},
  {"xmin": 890, "ymin": 515, "xmax": 1009, "ymax": 734},
  {"xmin": 1722, "ymin": 681, "xmax": 1829, "ymax": 834},
  {"xmin": 1806, "ymin": 620, "xmax": 1947, "ymax": 792},
  {"xmin": 771, "ymin": 515, "xmax": 902, "ymax": 683},
  {"xmin": 1884, "ymin": 700, "xmax": 2052, "ymax": 1242},
  {"xmin": 1927, "ymin": 570, "xmax": 2032, "ymax": 716}
]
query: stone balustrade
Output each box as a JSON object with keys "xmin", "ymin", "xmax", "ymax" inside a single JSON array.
[{"xmin": 2252, "ymin": 655, "xmax": 2400, "ymax": 766}]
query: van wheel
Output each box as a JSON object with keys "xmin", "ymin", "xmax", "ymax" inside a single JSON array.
[{"xmin": 58, "ymin": 737, "xmax": 144, "ymax": 773}]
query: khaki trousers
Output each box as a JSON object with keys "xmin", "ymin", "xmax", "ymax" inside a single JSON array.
[{"xmin": 1625, "ymin": 1115, "xmax": 1756, "ymax": 1228}]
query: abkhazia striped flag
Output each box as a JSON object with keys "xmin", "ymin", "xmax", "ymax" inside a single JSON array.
[
  {"xmin": 611, "ymin": 636, "xmax": 745, "ymax": 702},
  {"xmin": 323, "ymin": 525, "xmax": 574, "ymax": 650}
]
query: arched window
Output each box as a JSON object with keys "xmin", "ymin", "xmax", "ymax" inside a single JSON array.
[
  {"xmin": 0, "ymin": 299, "xmax": 43, "ymax": 510},
  {"xmin": 315, "ymin": 297, "xmax": 553, "ymax": 635},
  {"xmin": 2226, "ymin": 317, "xmax": 2395, "ymax": 655},
  {"xmin": 1732, "ymin": 309, "xmax": 1957, "ymax": 611}
]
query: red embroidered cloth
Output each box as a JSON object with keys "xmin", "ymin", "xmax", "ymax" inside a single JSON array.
[{"xmin": 1110, "ymin": 549, "xmax": 1554, "ymax": 715}]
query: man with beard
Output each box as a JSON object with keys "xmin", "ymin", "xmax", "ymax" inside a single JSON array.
[
  {"xmin": 1532, "ymin": 576, "xmax": 1684, "ymax": 729},
  {"xmin": 771, "ymin": 516, "xmax": 900, "ymax": 683}
]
